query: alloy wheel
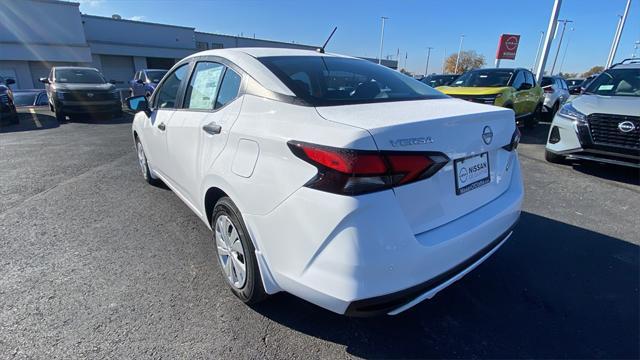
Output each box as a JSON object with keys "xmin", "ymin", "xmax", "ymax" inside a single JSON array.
[{"xmin": 215, "ymin": 215, "xmax": 247, "ymax": 289}]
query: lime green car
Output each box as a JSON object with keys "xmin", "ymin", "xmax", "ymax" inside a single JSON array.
[{"xmin": 437, "ymin": 68, "xmax": 544, "ymax": 127}]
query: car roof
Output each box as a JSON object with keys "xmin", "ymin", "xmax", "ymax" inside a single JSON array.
[
  {"xmin": 12, "ymin": 89, "xmax": 45, "ymax": 93},
  {"xmin": 611, "ymin": 63, "xmax": 640, "ymax": 69},
  {"xmin": 53, "ymin": 66, "xmax": 100, "ymax": 71},
  {"xmin": 142, "ymin": 69, "xmax": 168, "ymax": 72}
]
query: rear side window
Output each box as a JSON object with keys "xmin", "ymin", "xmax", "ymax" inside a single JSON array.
[
  {"xmin": 184, "ymin": 62, "xmax": 224, "ymax": 110},
  {"xmin": 525, "ymin": 71, "xmax": 535, "ymax": 86},
  {"xmin": 259, "ymin": 56, "xmax": 445, "ymax": 106},
  {"xmin": 155, "ymin": 64, "xmax": 189, "ymax": 109},
  {"xmin": 215, "ymin": 68, "xmax": 241, "ymax": 109},
  {"xmin": 512, "ymin": 71, "xmax": 526, "ymax": 89}
]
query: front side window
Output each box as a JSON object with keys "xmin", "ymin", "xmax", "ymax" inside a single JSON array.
[
  {"xmin": 585, "ymin": 68, "xmax": 640, "ymax": 97},
  {"xmin": 451, "ymin": 69, "xmax": 514, "ymax": 88},
  {"xmin": 184, "ymin": 62, "xmax": 224, "ymax": 110},
  {"xmin": 215, "ymin": 68, "xmax": 241, "ymax": 109},
  {"xmin": 524, "ymin": 71, "xmax": 535, "ymax": 86},
  {"xmin": 511, "ymin": 71, "xmax": 526, "ymax": 90},
  {"xmin": 259, "ymin": 56, "xmax": 445, "ymax": 106},
  {"xmin": 55, "ymin": 68, "xmax": 105, "ymax": 84},
  {"xmin": 155, "ymin": 64, "xmax": 189, "ymax": 109}
]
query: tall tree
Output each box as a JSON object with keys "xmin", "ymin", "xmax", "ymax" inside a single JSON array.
[
  {"xmin": 581, "ymin": 66, "xmax": 604, "ymax": 78},
  {"xmin": 444, "ymin": 50, "xmax": 485, "ymax": 74}
]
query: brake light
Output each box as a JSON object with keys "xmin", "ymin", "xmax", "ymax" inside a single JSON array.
[
  {"xmin": 288, "ymin": 141, "xmax": 449, "ymax": 195},
  {"xmin": 543, "ymin": 86, "xmax": 555, "ymax": 93},
  {"xmin": 502, "ymin": 127, "xmax": 521, "ymax": 152}
]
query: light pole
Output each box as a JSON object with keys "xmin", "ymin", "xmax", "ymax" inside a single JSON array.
[
  {"xmin": 606, "ymin": 0, "xmax": 632, "ymax": 68},
  {"xmin": 378, "ymin": 16, "xmax": 389, "ymax": 65},
  {"xmin": 454, "ymin": 34, "xmax": 465, "ymax": 74},
  {"xmin": 558, "ymin": 27, "xmax": 574, "ymax": 74},
  {"xmin": 442, "ymin": 47, "xmax": 447, "ymax": 74},
  {"xmin": 532, "ymin": 31, "xmax": 545, "ymax": 71},
  {"xmin": 550, "ymin": 19, "xmax": 573, "ymax": 75},
  {"xmin": 535, "ymin": 0, "xmax": 562, "ymax": 81},
  {"xmin": 425, "ymin": 47, "xmax": 433, "ymax": 75}
]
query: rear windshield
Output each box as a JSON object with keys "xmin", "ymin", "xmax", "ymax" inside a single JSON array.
[
  {"xmin": 145, "ymin": 70, "xmax": 167, "ymax": 83},
  {"xmin": 12, "ymin": 92, "xmax": 37, "ymax": 106},
  {"xmin": 55, "ymin": 69, "xmax": 106, "ymax": 84},
  {"xmin": 566, "ymin": 79, "xmax": 583, "ymax": 87},
  {"xmin": 451, "ymin": 69, "xmax": 513, "ymax": 87},
  {"xmin": 585, "ymin": 68, "xmax": 640, "ymax": 97},
  {"xmin": 258, "ymin": 56, "xmax": 446, "ymax": 106},
  {"xmin": 541, "ymin": 77, "xmax": 554, "ymax": 87}
]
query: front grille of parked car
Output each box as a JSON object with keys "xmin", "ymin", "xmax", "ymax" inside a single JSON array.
[
  {"xmin": 587, "ymin": 113, "xmax": 640, "ymax": 150},
  {"xmin": 64, "ymin": 91, "xmax": 114, "ymax": 102},
  {"xmin": 449, "ymin": 94, "xmax": 497, "ymax": 104}
]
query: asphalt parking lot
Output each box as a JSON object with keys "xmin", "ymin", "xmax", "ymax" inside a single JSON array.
[{"xmin": 1, "ymin": 108, "xmax": 638, "ymax": 359}]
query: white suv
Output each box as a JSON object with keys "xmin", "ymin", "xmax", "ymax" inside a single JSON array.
[
  {"xmin": 128, "ymin": 48, "xmax": 523, "ymax": 316},
  {"xmin": 545, "ymin": 59, "xmax": 640, "ymax": 168}
]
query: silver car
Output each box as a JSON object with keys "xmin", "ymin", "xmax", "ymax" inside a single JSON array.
[
  {"xmin": 545, "ymin": 59, "xmax": 640, "ymax": 168},
  {"xmin": 541, "ymin": 76, "xmax": 570, "ymax": 119}
]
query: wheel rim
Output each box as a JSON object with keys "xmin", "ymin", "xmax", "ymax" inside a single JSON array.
[
  {"xmin": 136, "ymin": 141, "xmax": 148, "ymax": 179},
  {"xmin": 215, "ymin": 215, "xmax": 246, "ymax": 289}
]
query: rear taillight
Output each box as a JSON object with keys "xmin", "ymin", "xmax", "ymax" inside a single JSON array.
[
  {"xmin": 543, "ymin": 86, "xmax": 555, "ymax": 93},
  {"xmin": 287, "ymin": 141, "xmax": 449, "ymax": 195},
  {"xmin": 502, "ymin": 127, "xmax": 521, "ymax": 152}
]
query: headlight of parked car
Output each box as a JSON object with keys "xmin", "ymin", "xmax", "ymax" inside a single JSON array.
[{"xmin": 557, "ymin": 103, "xmax": 587, "ymax": 123}]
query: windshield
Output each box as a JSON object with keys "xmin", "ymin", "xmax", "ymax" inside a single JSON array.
[
  {"xmin": 450, "ymin": 69, "xmax": 513, "ymax": 87},
  {"xmin": 12, "ymin": 92, "xmax": 37, "ymax": 106},
  {"xmin": 584, "ymin": 68, "xmax": 640, "ymax": 97},
  {"xmin": 422, "ymin": 75, "xmax": 457, "ymax": 88},
  {"xmin": 145, "ymin": 70, "xmax": 167, "ymax": 83},
  {"xmin": 566, "ymin": 79, "xmax": 583, "ymax": 87},
  {"xmin": 258, "ymin": 56, "xmax": 446, "ymax": 106},
  {"xmin": 55, "ymin": 69, "xmax": 106, "ymax": 84}
]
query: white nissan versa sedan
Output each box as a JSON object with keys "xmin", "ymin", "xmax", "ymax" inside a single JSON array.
[{"xmin": 127, "ymin": 48, "xmax": 523, "ymax": 316}]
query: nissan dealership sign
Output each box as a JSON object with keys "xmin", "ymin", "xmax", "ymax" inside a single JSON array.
[{"xmin": 496, "ymin": 34, "xmax": 520, "ymax": 60}]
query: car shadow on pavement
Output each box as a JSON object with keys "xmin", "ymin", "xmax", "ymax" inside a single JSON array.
[
  {"xmin": 250, "ymin": 211, "xmax": 639, "ymax": 359},
  {"xmin": 0, "ymin": 112, "xmax": 59, "ymax": 133},
  {"xmin": 570, "ymin": 161, "xmax": 640, "ymax": 186},
  {"xmin": 520, "ymin": 122, "xmax": 551, "ymax": 145},
  {"xmin": 66, "ymin": 112, "xmax": 133, "ymax": 125}
]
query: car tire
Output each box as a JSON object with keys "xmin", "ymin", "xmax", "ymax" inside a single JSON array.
[
  {"xmin": 525, "ymin": 103, "xmax": 542, "ymax": 129},
  {"xmin": 547, "ymin": 102, "xmax": 559, "ymax": 121},
  {"xmin": 545, "ymin": 149, "xmax": 566, "ymax": 164},
  {"xmin": 134, "ymin": 138, "xmax": 161, "ymax": 186},
  {"xmin": 212, "ymin": 197, "xmax": 268, "ymax": 305},
  {"xmin": 54, "ymin": 107, "xmax": 65, "ymax": 123}
]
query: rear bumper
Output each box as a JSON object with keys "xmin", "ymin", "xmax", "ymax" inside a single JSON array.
[{"xmin": 245, "ymin": 153, "xmax": 524, "ymax": 315}]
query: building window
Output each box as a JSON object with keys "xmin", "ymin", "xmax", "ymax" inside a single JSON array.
[
  {"xmin": 196, "ymin": 41, "xmax": 209, "ymax": 50},
  {"xmin": 211, "ymin": 43, "xmax": 224, "ymax": 49}
]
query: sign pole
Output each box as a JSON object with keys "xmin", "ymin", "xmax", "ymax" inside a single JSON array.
[
  {"xmin": 495, "ymin": 59, "xmax": 501, "ymax": 68},
  {"xmin": 535, "ymin": 0, "xmax": 562, "ymax": 82}
]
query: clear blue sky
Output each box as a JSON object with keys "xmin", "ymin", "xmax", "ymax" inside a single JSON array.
[{"xmin": 77, "ymin": 0, "xmax": 640, "ymax": 75}]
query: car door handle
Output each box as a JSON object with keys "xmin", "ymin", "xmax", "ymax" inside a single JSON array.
[
  {"xmin": 158, "ymin": 122, "xmax": 166, "ymax": 131},
  {"xmin": 202, "ymin": 122, "xmax": 222, "ymax": 135}
]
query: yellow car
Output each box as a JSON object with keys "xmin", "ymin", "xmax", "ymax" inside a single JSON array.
[{"xmin": 437, "ymin": 68, "xmax": 544, "ymax": 128}]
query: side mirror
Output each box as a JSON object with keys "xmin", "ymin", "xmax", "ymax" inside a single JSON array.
[
  {"xmin": 126, "ymin": 95, "xmax": 150, "ymax": 114},
  {"xmin": 518, "ymin": 83, "xmax": 533, "ymax": 91},
  {"xmin": 5, "ymin": 78, "xmax": 15, "ymax": 85},
  {"xmin": 39, "ymin": 77, "xmax": 50, "ymax": 84},
  {"xmin": 136, "ymin": 79, "xmax": 145, "ymax": 84}
]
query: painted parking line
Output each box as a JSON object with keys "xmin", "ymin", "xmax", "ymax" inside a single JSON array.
[{"xmin": 28, "ymin": 108, "xmax": 42, "ymax": 128}]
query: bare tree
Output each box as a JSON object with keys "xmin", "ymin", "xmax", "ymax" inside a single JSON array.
[
  {"xmin": 581, "ymin": 66, "xmax": 604, "ymax": 78},
  {"xmin": 444, "ymin": 50, "xmax": 485, "ymax": 74}
]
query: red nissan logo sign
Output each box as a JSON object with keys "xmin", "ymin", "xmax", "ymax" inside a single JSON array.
[{"xmin": 505, "ymin": 36, "xmax": 519, "ymax": 51}]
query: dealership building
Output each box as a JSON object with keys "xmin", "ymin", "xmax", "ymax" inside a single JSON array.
[{"xmin": 0, "ymin": 0, "xmax": 397, "ymax": 90}]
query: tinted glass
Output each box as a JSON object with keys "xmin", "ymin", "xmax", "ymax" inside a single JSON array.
[
  {"xmin": 145, "ymin": 70, "xmax": 167, "ymax": 83},
  {"xmin": 36, "ymin": 92, "xmax": 49, "ymax": 105},
  {"xmin": 541, "ymin": 77, "xmax": 553, "ymax": 87},
  {"xmin": 155, "ymin": 64, "xmax": 189, "ymax": 109},
  {"xmin": 585, "ymin": 68, "xmax": 640, "ymax": 97},
  {"xmin": 259, "ymin": 56, "xmax": 445, "ymax": 106},
  {"xmin": 55, "ymin": 69, "xmax": 105, "ymax": 84},
  {"xmin": 566, "ymin": 79, "xmax": 584, "ymax": 87},
  {"xmin": 451, "ymin": 69, "xmax": 514, "ymax": 87},
  {"xmin": 525, "ymin": 71, "xmax": 535, "ymax": 86},
  {"xmin": 184, "ymin": 62, "xmax": 224, "ymax": 110},
  {"xmin": 422, "ymin": 75, "xmax": 457, "ymax": 87},
  {"xmin": 512, "ymin": 71, "xmax": 526, "ymax": 89},
  {"xmin": 215, "ymin": 68, "xmax": 241, "ymax": 109},
  {"xmin": 13, "ymin": 92, "xmax": 37, "ymax": 106}
]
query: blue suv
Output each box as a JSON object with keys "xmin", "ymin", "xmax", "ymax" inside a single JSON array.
[{"xmin": 129, "ymin": 69, "xmax": 167, "ymax": 98}]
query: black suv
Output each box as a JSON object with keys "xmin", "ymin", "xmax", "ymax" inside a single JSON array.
[
  {"xmin": 41, "ymin": 67, "xmax": 122, "ymax": 122},
  {"xmin": 0, "ymin": 75, "xmax": 18, "ymax": 125}
]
